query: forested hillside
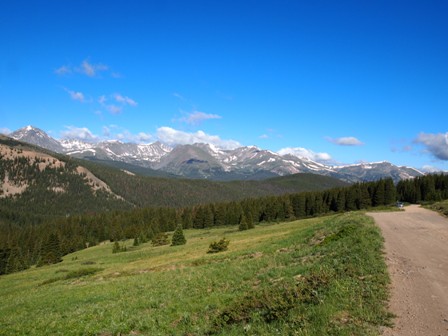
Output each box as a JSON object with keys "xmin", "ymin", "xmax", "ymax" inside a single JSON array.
[
  {"xmin": 0, "ymin": 136, "xmax": 348, "ymax": 212},
  {"xmin": 0, "ymin": 139, "xmax": 130, "ymax": 219},
  {"xmin": 0, "ymin": 176, "xmax": 396, "ymax": 275},
  {"xmin": 83, "ymin": 159, "xmax": 349, "ymax": 208}
]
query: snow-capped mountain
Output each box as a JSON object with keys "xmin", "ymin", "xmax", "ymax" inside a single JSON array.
[
  {"xmin": 10, "ymin": 126, "xmax": 65, "ymax": 153},
  {"xmin": 9, "ymin": 126, "xmax": 424, "ymax": 182}
]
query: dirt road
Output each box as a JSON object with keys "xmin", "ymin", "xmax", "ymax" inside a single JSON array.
[{"xmin": 369, "ymin": 205, "xmax": 448, "ymax": 336}]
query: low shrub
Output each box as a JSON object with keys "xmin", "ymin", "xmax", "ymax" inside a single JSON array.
[{"xmin": 207, "ymin": 238, "xmax": 230, "ymax": 253}]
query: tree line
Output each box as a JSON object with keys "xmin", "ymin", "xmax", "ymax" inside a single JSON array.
[{"xmin": 1, "ymin": 174, "xmax": 448, "ymax": 275}]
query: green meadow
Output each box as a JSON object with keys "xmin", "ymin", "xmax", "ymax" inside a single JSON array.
[{"xmin": 0, "ymin": 212, "xmax": 392, "ymax": 335}]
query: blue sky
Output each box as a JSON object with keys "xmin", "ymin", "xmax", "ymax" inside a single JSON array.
[{"xmin": 1, "ymin": 0, "xmax": 447, "ymax": 171}]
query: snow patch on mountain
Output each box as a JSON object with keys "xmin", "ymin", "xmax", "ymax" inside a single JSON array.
[{"xmin": 8, "ymin": 126, "xmax": 425, "ymax": 182}]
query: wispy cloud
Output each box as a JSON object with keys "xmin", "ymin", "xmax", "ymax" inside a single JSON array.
[
  {"xmin": 78, "ymin": 60, "xmax": 108, "ymax": 77},
  {"xmin": 54, "ymin": 65, "xmax": 72, "ymax": 76},
  {"xmin": 415, "ymin": 132, "xmax": 448, "ymax": 160},
  {"xmin": 97, "ymin": 93, "xmax": 137, "ymax": 114},
  {"xmin": 277, "ymin": 147, "xmax": 332, "ymax": 162},
  {"xmin": 113, "ymin": 93, "xmax": 137, "ymax": 106},
  {"xmin": 421, "ymin": 165, "xmax": 444, "ymax": 173},
  {"xmin": 98, "ymin": 95, "xmax": 107, "ymax": 104},
  {"xmin": 106, "ymin": 105, "xmax": 123, "ymax": 115},
  {"xmin": 173, "ymin": 92, "xmax": 185, "ymax": 101},
  {"xmin": 156, "ymin": 127, "xmax": 240, "ymax": 149},
  {"xmin": 115, "ymin": 131, "xmax": 152, "ymax": 143},
  {"xmin": 179, "ymin": 111, "xmax": 222, "ymax": 125},
  {"xmin": 61, "ymin": 126, "xmax": 98, "ymax": 141},
  {"xmin": 55, "ymin": 59, "xmax": 111, "ymax": 78},
  {"xmin": 259, "ymin": 134, "xmax": 269, "ymax": 139},
  {"xmin": 0, "ymin": 127, "xmax": 12, "ymax": 135},
  {"xmin": 65, "ymin": 88, "xmax": 86, "ymax": 103},
  {"xmin": 326, "ymin": 136, "xmax": 364, "ymax": 146},
  {"xmin": 102, "ymin": 125, "xmax": 151, "ymax": 143}
]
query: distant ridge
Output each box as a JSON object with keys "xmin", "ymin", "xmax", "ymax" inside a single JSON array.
[
  {"xmin": 9, "ymin": 125, "xmax": 424, "ymax": 183},
  {"xmin": 0, "ymin": 136, "xmax": 348, "ymax": 211}
]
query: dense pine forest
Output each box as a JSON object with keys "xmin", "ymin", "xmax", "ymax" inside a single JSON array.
[{"xmin": 1, "ymin": 172, "xmax": 447, "ymax": 275}]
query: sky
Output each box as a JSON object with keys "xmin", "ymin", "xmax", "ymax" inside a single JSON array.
[{"xmin": 1, "ymin": 0, "xmax": 447, "ymax": 171}]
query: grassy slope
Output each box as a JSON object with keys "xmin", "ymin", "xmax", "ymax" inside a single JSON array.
[
  {"xmin": 426, "ymin": 199, "xmax": 448, "ymax": 217},
  {"xmin": 0, "ymin": 213, "xmax": 391, "ymax": 335}
]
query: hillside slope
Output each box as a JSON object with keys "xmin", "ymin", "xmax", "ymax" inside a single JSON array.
[
  {"xmin": 1, "ymin": 136, "xmax": 349, "ymax": 212},
  {"xmin": 0, "ymin": 135, "xmax": 130, "ymax": 217}
]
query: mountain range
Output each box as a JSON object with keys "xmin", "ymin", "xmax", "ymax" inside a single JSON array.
[{"xmin": 9, "ymin": 126, "xmax": 424, "ymax": 183}]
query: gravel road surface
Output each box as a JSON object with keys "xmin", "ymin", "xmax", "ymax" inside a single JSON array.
[{"xmin": 369, "ymin": 205, "xmax": 448, "ymax": 336}]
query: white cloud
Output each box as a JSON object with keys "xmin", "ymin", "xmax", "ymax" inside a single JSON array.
[
  {"xmin": 115, "ymin": 131, "xmax": 152, "ymax": 143},
  {"xmin": 98, "ymin": 95, "xmax": 107, "ymax": 104},
  {"xmin": 137, "ymin": 132, "xmax": 152, "ymax": 142},
  {"xmin": 61, "ymin": 126, "xmax": 98, "ymax": 141},
  {"xmin": 97, "ymin": 94, "xmax": 137, "ymax": 114},
  {"xmin": 54, "ymin": 65, "xmax": 71, "ymax": 75},
  {"xmin": 65, "ymin": 89, "xmax": 86, "ymax": 102},
  {"xmin": 55, "ymin": 59, "xmax": 109, "ymax": 78},
  {"xmin": 102, "ymin": 126, "xmax": 111, "ymax": 137},
  {"xmin": 326, "ymin": 136, "xmax": 364, "ymax": 146},
  {"xmin": 78, "ymin": 59, "xmax": 108, "ymax": 77},
  {"xmin": 179, "ymin": 111, "xmax": 222, "ymax": 125},
  {"xmin": 415, "ymin": 132, "xmax": 448, "ymax": 160},
  {"xmin": 173, "ymin": 92, "xmax": 185, "ymax": 101},
  {"xmin": 277, "ymin": 147, "xmax": 332, "ymax": 162},
  {"xmin": 421, "ymin": 165, "xmax": 443, "ymax": 173},
  {"xmin": 156, "ymin": 127, "xmax": 241, "ymax": 149},
  {"xmin": 0, "ymin": 127, "xmax": 11, "ymax": 135},
  {"xmin": 113, "ymin": 93, "xmax": 137, "ymax": 106},
  {"xmin": 100, "ymin": 125, "xmax": 152, "ymax": 143},
  {"xmin": 106, "ymin": 104, "xmax": 123, "ymax": 115},
  {"xmin": 259, "ymin": 134, "xmax": 269, "ymax": 139}
]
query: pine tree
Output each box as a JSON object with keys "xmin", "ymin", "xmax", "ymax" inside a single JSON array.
[
  {"xmin": 171, "ymin": 225, "xmax": 186, "ymax": 246},
  {"xmin": 133, "ymin": 236, "xmax": 140, "ymax": 246},
  {"xmin": 112, "ymin": 241, "xmax": 121, "ymax": 253},
  {"xmin": 246, "ymin": 211, "xmax": 255, "ymax": 229},
  {"xmin": 37, "ymin": 233, "xmax": 62, "ymax": 266},
  {"xmin": 384, "ymin": 178, "xmax": 396, "ymax": 205},
  {"xmin": 239, "ymin": 214, "xmax": 249, "ymax": 231}
]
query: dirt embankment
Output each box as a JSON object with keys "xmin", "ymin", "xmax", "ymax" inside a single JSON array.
[{"xmin": 369, "ymin": 205, "xmax": 448, "ymax": 336}]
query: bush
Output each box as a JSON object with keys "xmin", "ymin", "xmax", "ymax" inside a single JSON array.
[
  {"xmin": 207, "ymin": 238, "xmax": 230, "ymax": 253},
  {"xmin": 112, "ymin": 241, "xmax": 127, "ymax": 253},
  {"xmin": 152, "ymin": 232, "xmax": 170, "ymax": 247}
]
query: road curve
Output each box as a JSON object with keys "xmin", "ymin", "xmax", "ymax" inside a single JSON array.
[{"xmin": 369, "ymin": 205, "xmax": 448, "ymax": 336}]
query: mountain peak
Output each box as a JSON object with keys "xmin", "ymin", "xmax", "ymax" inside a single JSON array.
[
  {"xmin": 8, "ymin": 125, "xmax": 425, "ymax": 182},
  {"xmin": 10, "ymin": 126, "xmax": 64, "ymax": 153}
]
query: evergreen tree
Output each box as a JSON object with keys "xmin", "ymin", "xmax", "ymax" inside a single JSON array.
[
  {"xmin": 133, "ymin": 236, "xmax": 140, "ymax": 246},
  {"xmin": 171, "ymin": 225, "xmax": 187, "ymax": 246},
  {"xmin": 246, "ymin": 211, "xmax": 255, "ymax": 229},
  {"xmin": 5, "ymin": 247, "xmax": 27, "ymax": 274},
  {"xmin": 37, "ymin": 233, "xmax": 62, "ymax": 266},
  {"xmin": 373, "ymin": 179, "xmax": 386, "ymax": 206},
  {"xmin": 384, "ymin": 178, "xmax": 396, "ymax": 205},
  {"xmin": 112, "ymin": 241, "xmax": 121, "ymax": 253},
  {"xmin": 336, "ymin": 190, "xmax": 346, "ymax": 212},
  {"xmin": 238, "ymin": 214, "xmax": 249, "ymax": 231}
]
